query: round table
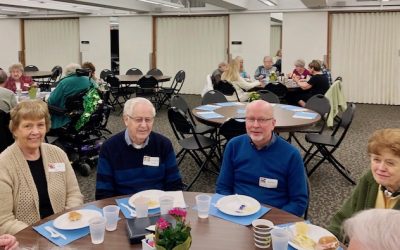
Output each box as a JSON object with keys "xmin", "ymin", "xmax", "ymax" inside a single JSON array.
[
  {"xmin": 192, "ymin": 103, "xmax": 321, "ymax": 133},
  {"xmin": 116, "ymin": 74, "xmax": 171, "ymax": 83},
  {"xmin": 15, "ymin": 192, "xmax": 303, "ymax": 249},
  {"xmin": 25, "ymin": 71, "xmax": 53, "ymax": 79}
]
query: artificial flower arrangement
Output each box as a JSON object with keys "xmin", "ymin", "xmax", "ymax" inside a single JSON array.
[
  {"xmin": 248, "ymin": 92, "xmax": 261, "ymax": 102},
  {"xmin": 269, "ymin": 71, "xmax": 277, "ymax": 81},
  {"xmin": 155, "ymin": 208, "xmax": 192, "ymax": 250}
]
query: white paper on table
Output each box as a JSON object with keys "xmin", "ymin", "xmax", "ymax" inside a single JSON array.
[{"xmin": 165, "ymin": 191, "xmax": 187, "ymax": 208}]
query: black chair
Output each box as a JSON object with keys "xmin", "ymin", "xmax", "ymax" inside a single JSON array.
[
  {"xmin": 168, "ymin": 107, "xmax": 219, "ymax": 190},
  {"xmin": 214, "ymin": 80, "xmax": 240, "ymax": 102},
  {"xmin": 107, "ymin": 74, "xmax": 129, "ymax": 110},
  {"xmin": 201, "ymin": 90, "xmax": 227, "ymax": 105},
  {"xmin": 218, "ymin": 118, "xmax": 246, "ymax": 155},
  {"xmin": 288, "ymin": 94, "xmax": 331, "ymax": 152},
  {"xmin": 126, "ymin": 68, "xmax": 143, "ymax": 75},
  {"xmin": 158, "ymin": 70, "xmax": 186, "ymax": 110},
  {"xmin": 146, "ymin": 68, "xmax": 163, "ymax": 76},
  {"xmin": 264, "ymin": 82, "xmax": 288, "ymax": 101},
  {"xmin": 41, "ymin": 66, "xmax": 62, "ymax": 90},
  {"xmin": 137, "ymin": 75, "xmax": 160, "ymax": 109},
  {"xmin": 24, "ymin": 65, "xmax": 39, "ymax": 72},
  {"xmin": 303, "ymin": 103, "xmax": 356, "ymax": 185},
  {"xmin": 0, "ymin": 110, "xmax": 13, "ymax": 153},
  {"xmin": 257, "ymin": 90, "xmax": 280, "ymax": 103},
  {"xmin": 100, "ymin": 69, "xmax": 113, "ymax": 82}
]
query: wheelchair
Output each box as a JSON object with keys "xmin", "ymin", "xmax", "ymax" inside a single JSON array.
[{"xmin": 48, "ymin": 73, "xmax": 112, "ymax": 176}]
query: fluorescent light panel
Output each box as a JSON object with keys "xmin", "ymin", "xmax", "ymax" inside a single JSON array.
[
  {"xmin": 138, "ymin": 0, "xmax": 184, "ymax": 9},
  {"xmin": 258, "ymin": 0, "xmax": 277, "ymax": 6}
]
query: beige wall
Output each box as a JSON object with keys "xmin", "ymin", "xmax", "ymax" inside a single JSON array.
[{"xmin": 0, "ymin": 19, "xmax": 20, "ymax": 69}]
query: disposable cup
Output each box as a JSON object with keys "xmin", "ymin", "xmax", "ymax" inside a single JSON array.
[
  {"xmin": 252, "ymin": 219, "xmax": 274, "ymax": 248},
  {"xmin": 134, "ymin": 196, "xmax": 149, "ymax": 218},
  {"xmin": 103, "ymin": 205, "xmax": 120, "ymax": 231},
  {"xmin": 195, "ymin": 194, "xmax": 211, "ymax": 219},
  {"xmin": 159, "ymin": 196, "xmax": 174, "ymax": 215},
  {"xmin": 271, "ymin": 228, "xmax": 290, "ymax": 250},
  {"xmin": 89, "ymin": 216, "xmax": 106, "ymax": 244}
]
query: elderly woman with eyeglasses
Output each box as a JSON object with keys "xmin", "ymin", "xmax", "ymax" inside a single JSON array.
[
  {"xmin": 4, "ymin": 63, "xmax": 34, "ymax": 93},
  {"xmin": 0, "ymin": 100, "xmax": 83, "ymax": 235},
  {"xmin": 328, "ymin": 128, "xmax": 400, "ymax": 241}
]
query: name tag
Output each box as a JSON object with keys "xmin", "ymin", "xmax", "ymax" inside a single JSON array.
[
  {"xmin": 259, "ymin": 177, "xmax": 278, "ymax": 189},
  {"xmin": 48, "ymin": 163, "xmax": 66, "ymax": 172},
  {"xmin": 143, "ymin": 156, "xmax": 160, "ymax": 167}
]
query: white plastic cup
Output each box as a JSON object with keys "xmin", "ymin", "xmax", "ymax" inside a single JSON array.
[
  {"xmin": 195, "ymin": 194, "xmax": 211, "ymax": 219},
  {"xmin": 271, "ymin": 228, "xmax": 290, "ymax": 250},
  {"xmin": 159, "ymin": 196, "xmax": 174, "ymax": 215},
  {"xmin": 134, "ymin": 197, "xmax": 149, "ymax": 218},
  {"xmin": 103, "ymin": 205, "xmax": 120, "ymax": 231},
  {"xmin": 89, "ymin": 216, "xmax": 106, "ymax": 244}
]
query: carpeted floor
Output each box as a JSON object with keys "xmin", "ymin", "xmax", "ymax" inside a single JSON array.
[{"xmin": 76, "ymin": 94, "xmax": 400, "ymax": 229}]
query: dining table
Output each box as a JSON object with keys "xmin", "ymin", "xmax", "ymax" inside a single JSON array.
[
  {"xmin": 25, "ymin": 71, "xmax": 53, "ymax": 79},
  {"xmin": 15, "ymin": 192, "xmax": 308, "ymax": 250},
  {"xmin": 116, "ymin": 74, "xmax": 171, "ymax": 83},
  {"xmin": 192, "ymin": 103, "xmax": 321, "ymax": 133}
]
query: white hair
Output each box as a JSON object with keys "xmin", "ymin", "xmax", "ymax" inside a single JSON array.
[
  {"xmin": 343, "ymin": 209, "xmax": 400, "ymax": 250},
  {"xmin": 64, "ymin": 63, "xmax": 81, "ymax": 76},
  {"xmin": 123, "ymin": 97, "xmax": 156, "ymax": 117}
]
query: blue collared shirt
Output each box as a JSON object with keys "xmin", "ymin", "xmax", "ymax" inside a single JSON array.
[{"xmin": 124, "ymin": 129, "xmax": 149, "ymax": 149}]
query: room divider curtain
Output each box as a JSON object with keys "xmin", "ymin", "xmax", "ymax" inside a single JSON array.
[
  {"xmin": 24, "ymin": 19, "xmax": 80, "ymax": 72},
  {"xmin": 155, "ymin": 16, "xmax": 228, "ymax": 94},
  {"xmin": 330, "ymin": 12, "xmax": 400, "ymax": 105}
]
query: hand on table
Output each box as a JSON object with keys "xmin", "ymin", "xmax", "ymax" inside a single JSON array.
[{"xmin": 0, "ymin": 234, "xmax": 19, "ymax": 250}]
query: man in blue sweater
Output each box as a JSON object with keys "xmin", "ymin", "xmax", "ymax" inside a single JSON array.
[
  {"xmin": 95, "ymin": 97, "xmax": 183, "ymax": 200},
  {"xmin": 216, "ymin": 100, "xmax": 308, "ymax": 217}
]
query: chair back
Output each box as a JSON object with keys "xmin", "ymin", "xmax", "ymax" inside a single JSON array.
[
  {"xmin": 171, "ymin": 70, "xmax": 186, "ymax": 94},
  {"xmin": 331, "ymin": 103, "xmax": 356, "ymax": 145},
  {"xmin": 264, "ymin": 82, "xmax": 288, "ymax": 99},
  {"xmin": 214, "ymin": 80, "xmax": 240, "ymax": 101},
  {"xmin": 137, "ymin": 75, "xmax": 158, "ymax": 89},
  {"xmin": 147, "ymin": 68, "xmax": 163, "ymax": 76},
  {"xmin": 219, "ymin": 118, "xmax": 246, "ymax": 142},
  {"xmin": 0, "ymin": 110, "xmax": 13, "ymax": 153},
  {"xmin": 325, "ymin": 77, "xmax": 347, "ymax": 127},
  {"xmin": 257, "ymin": 90, "xmax": 280, "ymax": 103},
  {"xmin": 51, "ymin": 65, "xmax": 62, "ymax": 80},
  {"xmin": 126, "ymin": 68, "xmax": 143, "ymax": 75},
  {"xmin": 168, "ymin": 107, "xmax": 195, "ymax": 140},
  {"xmin": 106, "ymin": 74, "xmax": 121, "ymax": 89},
  {"xmin": 24, "ymin": 65, "xmax": 39, "ymax": 72},
  {"xmin": 100, "ymin": 69, "xmax": 113, "ymax": 82},
  {"xmin": 171, "ymin": 95, "xmax": 190, "ymax": 114},
  {"xmin": 202, "ymin": 90, "xmax": 228, "ymax": 105},
  {"xmin": 306, "ymin": 94, "xmax": 331, "ymax": 120}
]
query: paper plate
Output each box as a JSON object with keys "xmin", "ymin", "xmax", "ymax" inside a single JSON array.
[
  {"xmin": 288, "ymin": 224, "xmax": 338, "ymax": 250},
  {"xmin": 128, "ymin": 189, "xmax": 165, "ymax": 209},
  {"xmin": 215, "ymin": 194, "xmax": 261, "ymax": 216},
  {"xmin": 53, "ymin": 209, "xmax": 102, "ymax": 230}
]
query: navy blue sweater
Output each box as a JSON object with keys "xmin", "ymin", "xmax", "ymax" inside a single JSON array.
[{"xmin": 95, "ymin": 131, "xmax": 182, "ymax": 200}]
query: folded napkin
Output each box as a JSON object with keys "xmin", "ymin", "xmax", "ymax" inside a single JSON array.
[
  {"xmin": 33, "ymin": 205, "xmax": 102, "ymax": 247},
  {"xmin": 208, "ymin": 194, "xmax": 270, "ymax": 226},
  {"xmin": 165, "ymin": 191, "xmax": 187, "ymax": 208},
  {"xmin": 116, "ymin": 197, "xmax": 160, "ymax": 219}
]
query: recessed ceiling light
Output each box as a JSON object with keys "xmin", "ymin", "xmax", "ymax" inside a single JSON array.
[{"xmin": 258, "ymin": 0, "xmax": 277, "ymax": 6}]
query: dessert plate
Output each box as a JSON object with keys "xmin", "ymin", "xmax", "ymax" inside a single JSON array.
[{"xmin": 53, "ymin": 209, "xmax": 102, "ymax": 230}]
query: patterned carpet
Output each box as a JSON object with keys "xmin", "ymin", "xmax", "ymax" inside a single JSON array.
[{"xmin": 76, "ymin": 94, "xmax": 400, "ymax": 228}]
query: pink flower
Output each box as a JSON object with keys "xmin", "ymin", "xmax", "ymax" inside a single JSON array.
[
  {"xmin": 168, "ymin": 208, "xmax": 187, "ymax": 219},
  {"xmin": 156, "ymin": 217, "xmax": 170, "ymax": 230}
]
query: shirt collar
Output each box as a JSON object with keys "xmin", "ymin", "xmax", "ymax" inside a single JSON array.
[
  {"xmin": 248, "ymin": 132, "xmax": 277, "ymax": 150},
  {"xmin": 124, "ymin": 129, "xmax": 150, "ymax": 149}
]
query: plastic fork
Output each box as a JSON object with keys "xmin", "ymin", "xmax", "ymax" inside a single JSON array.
[
  {"xmin": 44, "ymin": 226, "xmax": 67, "ymax": 240},
  {"xmin": 121, "ymin": 203, "xmax": 136, "ymax": 217}
]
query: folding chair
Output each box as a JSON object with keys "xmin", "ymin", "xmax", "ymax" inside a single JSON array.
[
  {"xmin": 168, "ymin": 107, "xmax": 219, "ymax": 190},
  {"xmin": 126, "ymin": 68, "xmax": 143, "ymax": 75},
  {"xmin": 24, "ymin": 65, "xmax": 39, "ymax": 72},
  {"xmin": 257, "ymin": 89, "xmax": 280, "ymax": 103},
  {"xmin": 106, "ymin": 74, "xmax": 129, "ymax": 110},
  {"xmin": 218, "ymin": 118, "xmax": 246, "ymax": 156},
  {"xmin": 100, "ymin": 69, "xmax": 113, "ymax": 82},
  {"xmin": 214, "ymin": 80, "xmax": 240, "ymax": 102},
  {"xmin": 303, "ymin": 103, "xmax": 356, "ymax": 185},
  {"xmin": 158, "ymin": 70, "xmax": 185, "ymax": 110},
  {"xmin": 136, "ymin": 75, "xmax": 160, "ymax": 109},
  {"xmin": 146, "ymin": 68, "xmax": 163, "ymax": 76},
  {"xmin": 264, "ymin": 82, "xmax": 288, "ymax": 102},
  {"xmin": 201, "ymin": 90, "xmax": 227, "ymax": 105}
]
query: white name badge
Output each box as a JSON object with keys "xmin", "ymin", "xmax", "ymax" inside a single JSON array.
[
  {"xmin": 259, "ymin": 177, "xmax": 278, "ymax": 189},
  {"xmin": 48, "ymin": 163, "xmax": 66, "ymax": 172},
  {"xmin": 143, "ymin": 156, "xmax": 160, "ymax": 167}
]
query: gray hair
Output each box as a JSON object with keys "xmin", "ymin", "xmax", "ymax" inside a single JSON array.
[
  {"xmin": 0, "ymin": 69, "xmax": 7, "ymax": 84},
  {"xmin": 294, "ymin": 59, "xmax": 306, "ymax": 68},
  {"xmin": 123, "ymin": 97, "xmax": 156, "ymax": 117},
  {"xmin": 64, "ymin": 63, "xmax": 81, "ymax": 76},
  {"xmin": 343, "ymin": 209, "xmax": 400, "ymax": 250},
  {"xmin": 8, "ymin": 63, "xmax": 24, "ymax": 73},
  {"xmin": 263, "ymin": 56, "xmax": 273, "ymax": 62}
]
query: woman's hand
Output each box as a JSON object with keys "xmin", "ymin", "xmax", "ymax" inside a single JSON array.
[{"xmin": 0, "ymin": 234, "xmax": 19, "ymax": 250}]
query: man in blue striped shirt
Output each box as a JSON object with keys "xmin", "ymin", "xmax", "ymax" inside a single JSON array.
[{"xmin": 95, "ymin": 97, "xmax": 182, "ymax": 200}]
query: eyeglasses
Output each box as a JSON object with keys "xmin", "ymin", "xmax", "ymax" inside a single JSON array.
[
  {"xmin": 126, "ymin": 114, "xmax": 154, "ymax": 124},
  {"xmin": 245, "ymin": 117, "xmax": 273, "ymax": 125}
]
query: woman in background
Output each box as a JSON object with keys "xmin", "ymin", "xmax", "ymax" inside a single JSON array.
[
  {"xmin": 4, "ymin": 63, "xmax": 34, "ymax": 93},
  {"xmin": 0, "ymin": 100, "xmax": 83, "ymax": 235},
  {"xmin": 289, "ymin": 59, "xmax": 310, "ymax": 80},
  {"xmin": 234, "ymin": 56, "xmax": 250, "ymax": 80}
]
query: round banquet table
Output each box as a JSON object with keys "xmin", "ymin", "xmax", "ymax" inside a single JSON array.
[
  {"xmin": 192, "ymin": 103, "xmax": 321, "ymax": 133},
  {"xmin": 15, "ymin": 192, "xmax": 304, "ymax": 250},
  {"xmin": 25, "ymin": 71, "xmax": 53, "ymax": 79}
]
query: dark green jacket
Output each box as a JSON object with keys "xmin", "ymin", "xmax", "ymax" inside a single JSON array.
[{"xmin": 328, "ymin": 170, "xmax": 400, "ymax": 241}]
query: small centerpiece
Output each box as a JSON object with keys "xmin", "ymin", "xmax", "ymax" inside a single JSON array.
[
  {"xmin": 248, "ymin": 92, "xmax": 261, "ymax": 102},
  {"xmin": 28, "ymin": 85, "xmax": 38, "ymax": 99},
  {"xmin": 269, "ymin": 71, "xmax": 277, "ymax": 82},
  {"xmin": 155, "ymin": 208, "xmax": 191, "ymax": 250}
]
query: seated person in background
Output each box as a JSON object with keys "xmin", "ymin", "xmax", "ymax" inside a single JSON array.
[
  {"xmin": 211, "ymin": 61, "xmax": 228, "ymax": 85},
  {"xmin": 273, "ymin": 49, "xmax": 282, "ymax": 73},
  {"xmin": 82, "ymin": 61, "xmax": 98, "ymax": 82},
  {"xmin": 0, "ymin": 234, "xmax": 18, "ymax": 250},
  {"xmin": 216, "ymin": 100, "xmax": 308, "ymax": 217},
  {"xmin": 254, "ymin": 56, "xmax": 277, "ymax": 83},
  {"xmin": 287, "ymin": 60, "xmax": 329, "ymax": 107},
  {"xmin": 319, "ymin": 60, "xmax": 333, "ymax": 85},
  {"xmin": 221, "ymin": 59, "xmax": 263, "ymax": 102},
  {"xmin": 343, "ymin": 209, "xmax": 400, "ymax": 250},
  {"xmin": 0, "ymin": 70, "xmax": 17, "ymax": 112},
  {"xmin": 0, "ymin": 100, "xmax": 83, "ymax": 235},
  {"xmin": 288, "ymin": 59, "xmax": 311, "ymax": 80},
  {"xmin": 4, "ymin": 63, "xmax": 34, "ymax": 93},
  {"xmin": 234, "ymin": 56, "xmax": 250, "ymax": 80},
  {"xmin": 95, "ymin": 97, "xmax": 183, "ymax": 200},
  {"xmin": 328, "ymin": 128, "xmax": 400, "ymax": 241},
  {"xmin": 47, "ymin": 63, "xmax": 95, "ymax": 129}
]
